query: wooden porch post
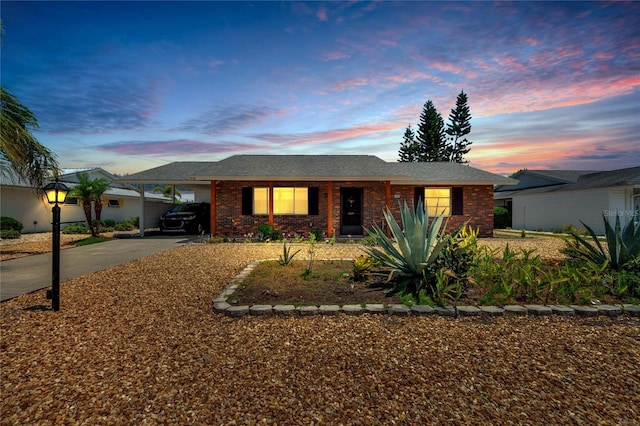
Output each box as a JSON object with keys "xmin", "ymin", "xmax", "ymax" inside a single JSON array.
[
  {"xmin": 210, "ymin": 181, "xmax": 216, "ymax": 235},
  {"xmin": 268, "ymin": 181, "xmax": 274, "ymax": 226},
  {"xmin": 385, "ymin": 180, "xmax": 391, "ymax": 209},
  {"xmin": 327, "ymin": 181, "xmax": 333, "ymax": 237},
  {"xmin": 385, "ymin": 180, "xmax": 391, "ymax": 237}
]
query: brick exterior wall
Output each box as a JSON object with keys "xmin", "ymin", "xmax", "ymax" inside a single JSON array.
[{"xmin": 212, "ymin": 181, "xmax": 494, "ymax": 238}]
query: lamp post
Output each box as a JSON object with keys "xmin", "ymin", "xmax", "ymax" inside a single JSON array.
[{"xmin": 43, "ymin": 178, "xmax": 69, "ymax": 311}]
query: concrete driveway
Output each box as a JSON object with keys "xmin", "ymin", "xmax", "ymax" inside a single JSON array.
[{"xmin": 0, "ymin": 235, "xmax": 195, "ymax": 302}]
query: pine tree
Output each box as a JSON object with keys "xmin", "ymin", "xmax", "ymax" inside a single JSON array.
[
  {"xmin": 445, "ymin": 90, "xmax": 472, "ymax": 163},
  {"xmin": 415, "ymin": 100, "xmax": 447, "ymax": 162},
  {"xmin": 398, "ymin": 125, "xmax": 419, "ymax": 162}
]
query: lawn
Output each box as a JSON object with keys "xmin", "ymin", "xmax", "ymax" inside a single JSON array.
[{"xmin": 230, "ymin": 259, "xmax": 400, "ymax": 305}]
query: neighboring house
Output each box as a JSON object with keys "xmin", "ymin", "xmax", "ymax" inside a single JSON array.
[
  {"xmin": 494, "ymin": 167, "xmax": 640, "ymax": 235},
  {"xmin": 120, "ymin": 155, "xmax": 516, "ymax": 238},
  {"xmin": 0, "ymin": 168, "xmax": 170, "ymax": 233}
]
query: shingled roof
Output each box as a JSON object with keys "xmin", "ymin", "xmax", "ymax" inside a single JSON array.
[
  {"xmin": 120, "ymin": 155, "xmax": 515, "ymax": 185},
  {"xmin": 494, "ymin": 166, "xmax": 640, "ymax": 198}
]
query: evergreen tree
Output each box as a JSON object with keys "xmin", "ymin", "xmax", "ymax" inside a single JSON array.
[
  {"xmin": 415, "ymin": 100, "xmax": 447, "ymax": 162},
  {"xmin": 398, "ymin": 125, "xmax": 419, "ymax": 162},
  {"xmin": 445, "ymin": 90, "xmax": 473, "ymax": 163}
]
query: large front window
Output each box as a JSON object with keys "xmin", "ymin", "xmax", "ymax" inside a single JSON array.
[
  {"xmin": 424, "ymin": 188, "xmax": 451, "ymax": 216},
  {"xmin": 253, "ymin": 187, "xmax": 309, "ymax": 215}
]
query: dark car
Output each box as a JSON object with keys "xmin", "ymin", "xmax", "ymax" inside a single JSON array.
[{"xmin": 159, "ymin": 202, "xmax": 210, "ymax": 234}]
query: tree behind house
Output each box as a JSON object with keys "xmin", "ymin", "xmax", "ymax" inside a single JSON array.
[
  {"xmin": 415, "ymin": 100, "xmax": 448, "ymax": 162},
  {"xmin": 445, "ymin": 90, "xmax": 473, "ymax": 163},
  {"xmin": 398, "ymin": 126, "xmax": 419, "ymax": 162},
  {"xmin": 398, "ymin": 91, "xmax": 473, "ymax": 163}
]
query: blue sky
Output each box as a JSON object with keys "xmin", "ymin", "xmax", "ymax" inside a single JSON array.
[{"xmin": 2, "ymin": 1, "xmax": 639, "ymax": 176}]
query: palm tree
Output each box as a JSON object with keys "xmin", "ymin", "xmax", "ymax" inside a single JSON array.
[
  {"xmin": 67, "ymin": 172, "xmax": 110, "ymax": 237},
  {"xmin": 0, "ymin": 86, "xmax": 59, "ymax": 188},
  {"xmin": 152, "ymin": 184, "xmax": 181, "ymax": 203},
  {"xmin": 68, "ymin": 173, "xmax": 96, "ymax": 236},
  {"xmin": 91, "ymin": 178, "xmax": 111, "ymax": 233}
]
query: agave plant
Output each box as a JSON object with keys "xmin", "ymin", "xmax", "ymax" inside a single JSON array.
[
  {"xmin": 563, "ymin": 214, "xmax": 640, "ymax": 270},
  {"xmin": 363, "ymin": 200, "xmax": 449, "ymax": 298}
]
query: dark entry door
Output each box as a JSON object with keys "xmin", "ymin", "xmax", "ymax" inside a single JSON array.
[{"xmin": 340, "ymin": 188, "xmax": 363, "ymax": 235}]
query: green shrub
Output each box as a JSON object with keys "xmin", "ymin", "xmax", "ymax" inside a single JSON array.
[
  {"xmin": 124, "ymin": 217, "xmax": 139, "ymax": 228},
  {"xmin": 562, "ymin": 214, "xmax": 640, "ymax": 270},
  {"xmin": 359, "ymin": 235, "xmax": 377, "ymax": 247},
  {"xmin": 62, "ymin": 223, "xmax": 89, "ymax": 234},
  {"xmin": 255, "ymin": 223, "xmax": 282, "ymax": 241},
  {"xmin": 0, "ymin": 229, "xmax": 21, "ymax": 239},
  {"xmin": 309, "ymin": 229, "xmax": 323, "ymax": 241},
  {"xmin": 114, "ymin": 221, "xmax": 135, "ymax": 231},
  {"xmin": 103, "ymin": 218, "xmax": 117, "ymax": 227},
  {"xmin": 0, "ymin": 216, "xmax": 23, "ymax": 232},
  {"xmin": 363, "ymin": 200, "xmax": 448, "ymax": 299},
  {"xmin": 432, "ymin": 224, "xmax": 478, "ymax": 286},
  {"xmin": 493, "ymin": 206, "xmax": 510, "ymax": 229}
]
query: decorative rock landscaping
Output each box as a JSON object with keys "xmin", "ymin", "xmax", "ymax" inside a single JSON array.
[{"xmin": 214, "ymin": 260, "xmax": 640, "ymax": 319}]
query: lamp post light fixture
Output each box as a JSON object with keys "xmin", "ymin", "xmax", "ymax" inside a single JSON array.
[{"xmin": 43, "ymin": 178, "xmax": 69, "ymax": 311}]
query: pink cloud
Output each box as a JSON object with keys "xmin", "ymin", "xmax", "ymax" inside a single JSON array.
[
  {"xmin": 98, "ymin": 139, "xmax": 266, "ymax": 157},
  {"xmin": 323, "ymin": 51, "xmax": 350, "ymax": 61},
  {"xmin": 254, "ymin": 122, "xmax": 400, "ymax": 147},
  {"xmin": 316, "ymin": 5, "xmax": 328, "ymax": 22}
]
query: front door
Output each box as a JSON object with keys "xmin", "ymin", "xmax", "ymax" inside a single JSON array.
[{"xmin": 340, "ymin": 188, "xmax": 363, "ymax": 235}]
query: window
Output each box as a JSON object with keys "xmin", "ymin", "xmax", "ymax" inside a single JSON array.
[
  {"xmin": 243, "ymin": 187, "xmax": 316, "ymax": 215},
  {"xmin": 425, "ymin": 188, "xmax": 451, "ymax": 216},
  {"xmin": 274, "ymin": 187, "xmax": 308, "ymax": 215},
  {"xmin": 253, "ymin": 188, "xmax": 269, "ymax": 215},
  {"xmin": 415, "ymin": 187, "xmax": 463, "ymax": 216},
  {"xmin": 65, "ymin": 197, "xmax": 79, "ymax": 205},
  {"xmin": 107, "ymin": 199, "xmax": 120, "ymax": 208}
]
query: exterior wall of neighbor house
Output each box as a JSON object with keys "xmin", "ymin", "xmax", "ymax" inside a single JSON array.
[
  {"xmin": 510, "ymin": 187, "xmax": 629, "ymax": 235},
  {"xmin": 212, "ymin": 181, "xmax": 494, "ymax": 238},
  {"xmin": 0, "ymin": 185, "xmax": 169, "ymax": 233}
]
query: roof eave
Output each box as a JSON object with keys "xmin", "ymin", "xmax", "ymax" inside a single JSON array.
[{"xmin": 190, "ymin": 175, "xmax": 402, "ymax": 181}]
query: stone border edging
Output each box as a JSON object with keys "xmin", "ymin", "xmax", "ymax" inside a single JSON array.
[{"xmin": 212, "ymin": 260, "xmax": 640, "ymax": 319}]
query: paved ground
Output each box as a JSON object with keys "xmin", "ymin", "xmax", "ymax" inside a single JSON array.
[{"xmin": 0, "ymin": 235, "xmax": 196, "ymax": 302}]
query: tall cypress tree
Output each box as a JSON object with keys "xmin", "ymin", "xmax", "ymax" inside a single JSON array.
[
  {"xmin": 415, "ymin": 100, "xmax": 447, "ymax": 161},
  {"xmin": 445, "ymin": 90, "xmax": 472, "ymax": 163},
  {"xmin": 398, "ymin": 125, "xmax": 419, "ymax": 162}
]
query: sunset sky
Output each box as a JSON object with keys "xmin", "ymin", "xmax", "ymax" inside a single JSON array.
[{"xmin": 2, "ymin": 1, "xmax": 639, "ymax": 176}]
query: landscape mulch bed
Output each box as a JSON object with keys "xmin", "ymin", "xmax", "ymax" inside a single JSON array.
[{"xmin": 1, "ymin": 240, "xmax": 639, "ymax": 424}]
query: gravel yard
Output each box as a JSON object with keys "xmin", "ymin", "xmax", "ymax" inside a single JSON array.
[{"xmin": 1, "ymin": 238, "xmax": 639, "ymax": 424}]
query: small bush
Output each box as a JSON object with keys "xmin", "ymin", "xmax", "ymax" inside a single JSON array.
[
  {"xmin": 62, "ymin": 223, "xmax": 89, "ymax": 234},
  {"xmin": 256, "ymin": 224, "xmax": 282, "ymax": 241},
  {"xmin": 0, "ymin": 216, "xmax": 23, "ymax": 232},
  {"xmin": 493, "ymin": 206, "xmax": 510, "ymax": 229},
  {"xmin": 103, "ymin": 218, "xmax": 117, "ymax": 227},
  {"xmin": 0, "ymin": 229, "xmax": 21, "ymax": 239},
  {"xmin": 114, "ymin": 221, "xmax": 135, "ymax": 231}
]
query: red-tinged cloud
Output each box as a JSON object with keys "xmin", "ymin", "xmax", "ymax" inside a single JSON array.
[
  {"xmin": 96, "ymin": 139, "xmax": 265, "ymax": 156},
  {"xmin": 252, "ymin": 122, "xmax": 400, "ymax": 146}
]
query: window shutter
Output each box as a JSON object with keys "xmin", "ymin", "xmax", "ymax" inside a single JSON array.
[
  {"xmin": 413, "ymin": 187, "xmax": 424, "ymax": 209},
  {"xmin": 308, "ymin": 187, "xmax": 319, "ymax": 215},
  {"xmin": 452, "ymin": 187, "xmax": 463, "ymax": 215},
  {"xmin": 241, "ymin": 187, "xmax": 253, "ymax": 215}
]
